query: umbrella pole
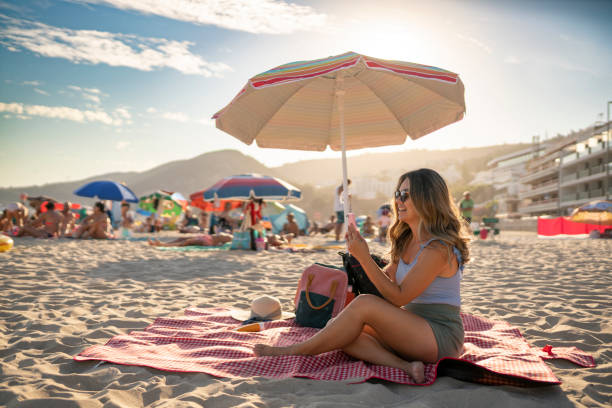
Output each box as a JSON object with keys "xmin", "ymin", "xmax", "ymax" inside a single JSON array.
[{"xmin": 336, "ymin": 74, "xmax": 350, "ymax": 228}]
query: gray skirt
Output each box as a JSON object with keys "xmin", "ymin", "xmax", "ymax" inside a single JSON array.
[{"xmin": 403, "ymin": 303, "xmax": 464, "ymax": 361}]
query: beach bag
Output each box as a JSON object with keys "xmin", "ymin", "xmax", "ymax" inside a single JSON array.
[
  {"xmin": 294, "ymin": 263, "xmax": 348, "ymax": 328},
  {"xmin": 230, "ymin": 230, "xmax": 251, "ymax": 250},
  {"xmin": 338, "ymin": 252, "xmax": 388, "ymax": 298}
]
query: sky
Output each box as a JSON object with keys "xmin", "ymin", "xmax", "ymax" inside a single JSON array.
[{"xmin": 0, "ymin": 0, "xmax": 611, "ymax": 188}]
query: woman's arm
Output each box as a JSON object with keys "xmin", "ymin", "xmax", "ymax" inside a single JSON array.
[{"xmin": 346, "ymin": 224, "xmax": 446, "ymax": 307}]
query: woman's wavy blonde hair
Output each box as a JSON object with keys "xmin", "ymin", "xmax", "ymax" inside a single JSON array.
[{"xmin": 388, "ymin": 168, "xmax": 470, "ymax": 267}]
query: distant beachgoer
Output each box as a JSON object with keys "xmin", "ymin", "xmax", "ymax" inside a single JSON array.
[
  {"xmin": 0, "ymin": 210, "xmax": 11, "ymax": 233},
  {"xmin": 282, "ymin": 213, "xmax": 300, "ymax": 243},
  {"xmin": 334, "ymin": 179, "xmax": 352, "ymax": 241},
  {"xmin": 59, "ymin": 201, "xmax": 76, "ymax": 237},
  {"xmin": 254, "ymin": 168, "xmax": 470, "ymax": 384},
  {"xmin": 73, "ymin": 202, "xmax": 112, "ymax": 239},
  {"xmin": 6, "ymin": 202, "xmax": 28, "ymax": 230},
  {"xmin": 459, "ymin": 191, "xmax": 474, "ymax": 224},
  {"xmin": 319, "ymin": 215, "xmax": 336, "ymax": 234},
  {"xmin": 179, "ymin": 208, "xmax": 199, "ymax": 233},
  {"xmin": 362, "ymin": 215, "xmax": 375, "ymax": 236},
  {"xmin": 378, "ymin": 209, "xmax": 391, "ymax": 243},
  {"xmin": 120, "ymin": 202, "xmax": 134, "ymax": 229},
  {"xmin": 147, "ymin": 232, "xmax": 233, "ymax": 247},
  {"xmin": 17, "ymin": 201, "xmax": 63, "ymax": 238}
]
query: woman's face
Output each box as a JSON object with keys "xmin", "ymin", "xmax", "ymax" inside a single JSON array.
[{"xmin": 395, "ymin": 178, "xmax": 419, "ymax": 224}]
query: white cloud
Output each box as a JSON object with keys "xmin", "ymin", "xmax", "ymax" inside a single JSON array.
[
  {"xmin": 146, "ymin": 107, "xmax": 157, "ymax": 113},
  {"xmin": 504, "ymin": 55, "xmax": 520, "ymax": 64},
  {"xmin": 21, "ymin": 80, "xmax": 41, "ymax": 86},
  {"xmin": 67, "ymin": 85, "xmax": 106, "ymax": 104},
  {"xmin": 73, "ymin": 0, "xmax": 327, "ymax": 34},
  {"xmin": 161, "ymin": 111, "xmax": 189, "ymax": 122},
  {"xmin": 115, "ymin": 140, "xmax": 130, "ymax": 150},
  {"xmin": 0, "ymin": 14, "xmax": 232, "ymax": 77},
  {"xmin": 34, "ymin": 88, "xmax": 49, "ymax": 95},
  {"xmin": 114, "ymin": 107, "xmax": 131, "ymax": 119},
  {"xmin": 0, "ymin": 102, "xmax": 24, "ymax": 114},
  {"xmin": 0, "ymin": 100, "xmax": 127, "ymax": 125},
  {"xmin": 456, "ymin": 33, "xmax": 492, "ymax": 54}
]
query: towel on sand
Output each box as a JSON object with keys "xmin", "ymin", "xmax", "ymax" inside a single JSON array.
[
  {"xmin": 156, "ymin": 243, "xmax": 232, "ymax": 251},
  {"xmin": 75, "ymin": 307, "xmax": 594, "ymax": 386}
]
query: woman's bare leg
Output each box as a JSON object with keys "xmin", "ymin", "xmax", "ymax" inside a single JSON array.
[
  {"xmin": 342, "ymin": 332, "xmax": 425, "ymax": 383},
  {"xmin": 254, "ymin": 294, "xmax": 438, "ymax": 363}
]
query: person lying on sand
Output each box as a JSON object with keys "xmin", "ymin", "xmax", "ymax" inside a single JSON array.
[
  {"xmin": 73, "ymin": 202, "xmax": 112, "ymax": 239},
  {"xmin": 254, "ymin": 168, "xmax": 470, "ymax": 384},
  {"xmin": 147, "ymin": 232, "xmax": 233, "ymax": 247},
  {"xmin": 17, "ymin": 201, "xmax": 63, "ymax": 238}
]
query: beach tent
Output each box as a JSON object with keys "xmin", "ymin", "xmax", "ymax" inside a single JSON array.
[
  {"xmin": 139, "ymin": 191, "xmax": 185, "ymax": 217},
  {"xmin": 213, "ymin": 52, "xmax": 465, "ymax": 223},
  {"xmin": 270, "ymin": 204, "xmax": 309, "ymax": 234}
]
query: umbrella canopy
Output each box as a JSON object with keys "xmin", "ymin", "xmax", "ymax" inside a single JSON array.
[
  {"xmin": 74, "ymin": 180, "xmax": 138, "ymax": 203},
  {"xmin": 213, "ymin": 51, "xmax": 465, "ymax": 216},
  {"xmin": 139, "ymin": 191, "xmax": 185, "ymax": 216},
  {"xmin": 570, "ymin": 200, "xmax": 612, "ymax": 225},
  {"xmin": 189, "ymin": 191, "xmax": 244, "ymax": 212},
  {"xmin": 202, "ymin": 174, "xmax": 301, "ymax": 201}
]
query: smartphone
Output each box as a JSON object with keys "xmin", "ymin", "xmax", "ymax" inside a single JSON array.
[{"xmin": 347, "ymin": 212, "xmax": 356, "ymax": 229}]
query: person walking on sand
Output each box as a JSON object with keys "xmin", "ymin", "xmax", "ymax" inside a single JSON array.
[
  {"xmin": 333, "ymin": 179, "xmax": 351, "ymax": 241},
  {"xmin": 459, "ymin": 191, "xmax": 474, "ymax": 224},
  {"xmin": 254, "ymin": 169, "xmax": 470, "ymax": 383}
]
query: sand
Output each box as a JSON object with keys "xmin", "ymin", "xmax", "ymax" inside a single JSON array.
[{"xmin": 0, "ymin": 231, "xmax": 610, "ymax": 407}]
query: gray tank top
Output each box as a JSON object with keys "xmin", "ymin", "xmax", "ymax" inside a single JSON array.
[{"xmin": 395, "ymin": 238, "xmax": 463, "ymax": 307}]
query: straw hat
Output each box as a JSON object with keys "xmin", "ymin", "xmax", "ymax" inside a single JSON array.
[{"xmin": 230, "ymin": 295, "xmax": 295, "ymax": 322}]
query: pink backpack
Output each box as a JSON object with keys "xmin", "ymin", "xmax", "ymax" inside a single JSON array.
[{"xmin": 294, "ymin": 264, "xmax": 348, "ymax": 328}]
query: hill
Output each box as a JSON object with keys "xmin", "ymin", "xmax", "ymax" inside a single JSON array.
[{"xmin": 0, "ymin": 144, "xmax": 529, "ymax": 218}]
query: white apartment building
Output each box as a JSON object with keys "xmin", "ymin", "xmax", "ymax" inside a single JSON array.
[
  {"xmin": 487, "ymin": 146, "xmax": 543, "ymax": 218},
  {"xmin": 519, "ymin": 122, "xmax": 611, "ymax": 217}
]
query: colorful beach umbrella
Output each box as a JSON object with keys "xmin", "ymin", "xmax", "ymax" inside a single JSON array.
[
  {"xmin": 570, "ymin": 200, "xmax": 612, "ymax": 225},
  {"xmin": 74, "ymin": 180, "xmax": 138, "ymax": 203},
  {"xmin": 202, "ymin": 174, "xmax": 301, "ymax": 201},
  {"xmin": 212, "ymin": 51, "xmax": 465, "ymax": 218}
]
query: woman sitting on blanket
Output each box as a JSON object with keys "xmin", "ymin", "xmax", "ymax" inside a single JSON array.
[
  {"xmin": 255, "ymin": 168, "xmax": 470, "ymax": 383},
  {"xmin": 148, "ymin": 232, "xmax": 233, "ymax": 247}
]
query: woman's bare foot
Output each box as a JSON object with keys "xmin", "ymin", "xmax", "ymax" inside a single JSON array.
[{"xmin": 404, "ymin": 361, "xmax": 425, "ymax": 383}]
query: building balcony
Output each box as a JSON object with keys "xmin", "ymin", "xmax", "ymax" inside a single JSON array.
[
  {"xmin": 560, "ymin": 164, "xmax": 610, "ymax": 188},
  {"xmin": 520, "ymin": 165, "xmax": 559, "ymax": 184},
  {"xmin": 519, "ymin": 199, "xmax": 558, "ymax": 214},
  {"xmin": 518, "ymin": 181, "xmax": 558, "ymax": 199},
  {"xmin": 560, "ymin": 143, "xmax": 608, "ymax": 168}
]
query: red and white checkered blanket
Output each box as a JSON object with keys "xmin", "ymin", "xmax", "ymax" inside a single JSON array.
[{"xmin": 74, "ymin": 307, "xmax": 595, "ymax": 386}]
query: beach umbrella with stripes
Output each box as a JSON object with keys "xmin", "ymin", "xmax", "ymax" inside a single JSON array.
[
  {"xmin": 212, "ymin": 51, "xmax": 465, "ymax": 219},
  {"xmin": 570, "ymin": 200, "xmax": 612, "ymax": 225},
  {"xmin": 202, "ymin": 174, "xmax": 301, "ymax": 201}
]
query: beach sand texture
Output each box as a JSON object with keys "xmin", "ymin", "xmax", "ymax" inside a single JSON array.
[{"xmin": 0, "ymin": 231, "xmax": 610, "ymax": 407}]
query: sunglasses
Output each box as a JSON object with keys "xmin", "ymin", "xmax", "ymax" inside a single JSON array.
[{"xmin": 394, "ymin": 189, "xmax": 410, "ymax": 202}]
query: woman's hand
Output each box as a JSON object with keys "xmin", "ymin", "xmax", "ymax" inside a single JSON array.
[{"xmin": 346, "ymin": 222, "xmax": 370, "ymax": 263}]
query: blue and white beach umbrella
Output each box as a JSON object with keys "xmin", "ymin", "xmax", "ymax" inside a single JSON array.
[{"xmin": 74, "ymin": 180, "xmax": 139, "ymax": 203}]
